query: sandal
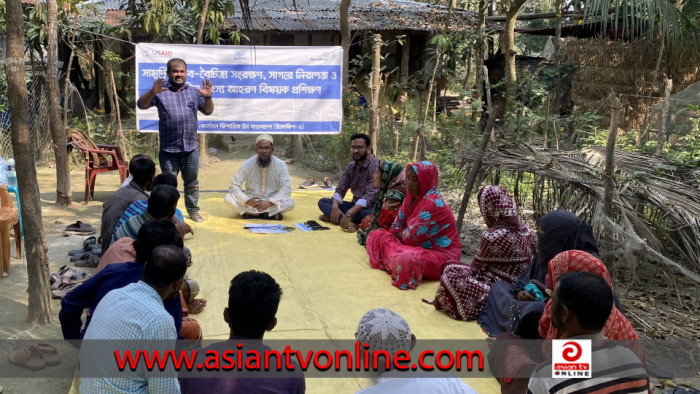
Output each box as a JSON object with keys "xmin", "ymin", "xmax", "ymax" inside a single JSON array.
[
  {"xmin": 74, "ymin": 254, "xmax": 100, "ymax": 268},
  {"xmin": 8, "ymin": 346, "xmax": 47, "ymax": 370},
  {"xmin": 51, "ymin": 283, "xmax": 79, "ymax": 299},
  {"xmin": 36, "ymin": 343, "xmax": 60, "ymax": 366},
  {"xmin": 69, "ymin": 251, "xmax": 94, "ymax": 263},
  {"xmin": 67, "ymin": 236, "xmax": 97, "ymax": 256}
]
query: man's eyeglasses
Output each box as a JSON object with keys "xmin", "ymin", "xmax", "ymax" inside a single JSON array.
[{"xmin": 351, "ymin": 146, "xmax": 367, "ymax": 152}]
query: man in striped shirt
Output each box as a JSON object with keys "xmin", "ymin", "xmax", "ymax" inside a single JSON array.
[
  {"xmin": 138, "ymin": 58, "xmax": 214, "ymax": 223},
  {"xmin": 527, "ymin": 272, "xmax": 649, "ymax": 394},
  {"xmin": 113, "ymin": 185, "xmax": 183, "ymax": 243}
]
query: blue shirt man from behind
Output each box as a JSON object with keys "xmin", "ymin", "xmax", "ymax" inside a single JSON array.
[{"xmin": 137, "ymin": 58, "xmax": 214, "ymax": 223}]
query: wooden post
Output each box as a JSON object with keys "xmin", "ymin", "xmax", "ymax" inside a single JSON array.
[
  {"xmin": 655, "ymin": 78, "xmax": 672, "ymax": 156},
  {"xmin": 400, "ymin": 35, "xmax": 410, "ymax": 86},
  {"xmin": 369, "ymin": 34, "xmax": 381, "ymax": 156},
  {"xmin": 603, "ymin": 93, "xmax": 622, "ymax": 271},
  {"xmin": 457, "ymin": 66, "xmax": 494, "ymax": 232}
]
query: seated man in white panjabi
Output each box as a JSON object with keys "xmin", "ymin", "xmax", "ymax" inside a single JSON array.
[{"xmin": 224, "ymin": 134, "xmax": 295, "ymax": 220}]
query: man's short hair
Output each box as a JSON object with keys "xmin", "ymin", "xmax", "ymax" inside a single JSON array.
[
  {"xmin": 167, "ymin": 58, "xmax": 187, "ymax": 72},
  {"xmin": 557, "ymin": 271, "xmax": 613, "ymax": 331},
  {"xmin": 143, "ymin": 245, "xmax": 187, "ymax": 288},
  {"xmin": 147, "ymin": 185, "xmax": 180, "ymax": 218},
  {"xmin": 129, "ymin": 155, "xmax": 156, "ymax": 187},
  {"xmin": 152, "ymin": 173, "xmax": 178, "ymax": 188},
  {"xmin": 350, "ymin": 133, "xmax": 371, "ymax": 147},
  {"xmin": 135, "ymin": 219, "xmax": 183, "ymax": 263},
  {"xmin": 356, "ymin": 308, "xmax": 411, "ymax": 354},
  {"xmin": 228, "ymin": 271, "xmax": 282, "ymax": 338}
]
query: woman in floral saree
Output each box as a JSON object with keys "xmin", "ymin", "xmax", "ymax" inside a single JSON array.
[
  {"xmin": 355, "ymin": 160, "xmax": 405, "ymax": 245},
  {"xmin": 365, "ymin": 161, "xmax": 462, "ymax": 290}
]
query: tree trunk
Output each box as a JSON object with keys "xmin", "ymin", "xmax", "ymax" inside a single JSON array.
[
  {"xmin": 110, "ymin": 67, "xmax": 128, "ymax": 157},
  {"xmin": 340, "ymin": 0, "xmax": 352, "ymax": 91},
  {"xmin": 655, "ymin": 78, "xmax": 672, "ymax": 156},
  {"xmin": 502, "ymin": 0, "xmax": 527, "ymax": 115},
  {"xmin": 4, "ymin": 0, "xmax": 53, "ymax": 324},
  {"xmin": 369, "ymin": 34, "xmax": 381, "ymax": 156},
  {"xmin": 472, "ymin": 0, "xmax": 487, "ymax": 123},
  {"xmin": 603, "ymin": 93, "xmax": 622, "ymax": 271},
  {"xmin": 62, "ymin": 34, "xmax": 76, "ymax": 132},
  {"xmin": 457, "ymin": 66, "xmax": 494, "ymax": 232},
  {"xmin": 47, "ymin": 0, "xmax": 71, "ymax": 206},
  {"xmin": 196, "ymin": 0, "xmax": 212, "ymax": 167}
]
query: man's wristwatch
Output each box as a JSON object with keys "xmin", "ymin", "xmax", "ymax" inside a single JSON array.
[{"xmin": 345, "ymin": 211, "xmax": 354, "ymax": 217}]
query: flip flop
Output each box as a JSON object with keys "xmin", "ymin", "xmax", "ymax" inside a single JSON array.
[
  {"xmin": 74, "ymin": 254, "xmax": 100, "ymax": 268},
  {"xmin": 69, "ymin": 251, "xmax": 94, "ymax": 262},
  {"xmin": 63, "ymin": 221, "xmax": 96, "ymax": 236},
  {"xmin": 67, "ymin": 236, "xmax": 97, "ymax": 256},
  {"xmin": 36, "ymin": 343, "xmax": 61, "ymax": 366},
  {"xmin": 51, "ymin": 283, "xmax": 79, "ymax": 299},
  {"xmin": 8, "ymin": 346, "xmax": 46, "ymax": 370}
]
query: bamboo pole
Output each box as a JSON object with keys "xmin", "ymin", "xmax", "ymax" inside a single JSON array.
[
  {"xmin": 603, "ymin": 92, "xmax": 622, "ymax": 271},
  {"xmin": 369, "ymin": 34, "xmax": 381, "ymax": 156}
]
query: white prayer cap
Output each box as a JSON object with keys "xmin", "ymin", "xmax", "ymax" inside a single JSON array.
[
  {"xmin": 356, "ymin": 308, "xmax": 412, "ymax": 354},
  {"xmin": 256, "ymin": 134, "xmax": 274, "ymax": 144}
]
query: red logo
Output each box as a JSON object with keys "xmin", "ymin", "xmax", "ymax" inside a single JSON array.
[{"xmin": 562, "ymin": 341, "xmax": 582, "ymax": 362}]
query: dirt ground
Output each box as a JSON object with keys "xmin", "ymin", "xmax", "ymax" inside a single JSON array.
[{"xmin": 0, "ymin": 134, "xmax": 698, "ymax": 393}]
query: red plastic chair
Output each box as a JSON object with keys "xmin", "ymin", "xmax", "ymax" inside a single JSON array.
[{"xmin": 68, "ymin": 130, "xmax": 129, "ymax": 204}]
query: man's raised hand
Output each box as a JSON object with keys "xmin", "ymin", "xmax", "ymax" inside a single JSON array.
[
  {"xmin": 198, "ymin": 79, "xmax": 213, "ymax": 98},
  {"xmin": 151, "ymin": 78, "xmax": 168, "ymax": 94}
]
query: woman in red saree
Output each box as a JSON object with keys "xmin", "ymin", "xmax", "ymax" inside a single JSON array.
[
  {"xmin": 427, "ymin": 185, "xmax": 537, "ymax": 320},
  {"xmin": 365, "ymin": 161, "xmax": 462, "ymax": 290},
  {"xmin": 539, "ymin": 249, "xmax": 638, "ymax": 341}
]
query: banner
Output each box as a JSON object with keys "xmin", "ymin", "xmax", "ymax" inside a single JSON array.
[{"xmin": 136, "ymin": 43, "xmax": 343, "ymax": 134}]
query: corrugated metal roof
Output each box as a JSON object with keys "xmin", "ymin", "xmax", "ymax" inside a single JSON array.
[{"xmin": 226, "ymin": 0, "xmax": 483, "ymax": 32}]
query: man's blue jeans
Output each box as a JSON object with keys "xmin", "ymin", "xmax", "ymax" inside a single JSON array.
[
  {"xmin": 317, "ymin": 198, "xmax": 372, "ymax": 224},
  {"xmin": 159, "ymin": 149, "xmax": 199, "ymax": 215}
]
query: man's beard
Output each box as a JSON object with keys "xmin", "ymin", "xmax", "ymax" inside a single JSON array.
[
  {"xmin": 258, "ymin": 157, "xmax": 272, "ymax": 167},
  {"xmin": 353, "ymin": 152, "xmax": 367, "ymax": 163}
]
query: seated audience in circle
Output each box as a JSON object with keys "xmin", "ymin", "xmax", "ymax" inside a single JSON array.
[
  {"xmin": 60, "ymin": 220, "xmax": 202, "ymax": 340},
  {"xmin": 478, "ymin": 209, "xmax": 599, "ymax": 338},
  {"xmin": 428, "ymin": 185, "xmax": 537, "ymax": 320},
  {"xmin": 355, "ymin": 160, "xmax": 406, "ymax": 241},
  {"xmin": 365, "ymin": 161, "xmax": 462, "ymax": 290}
]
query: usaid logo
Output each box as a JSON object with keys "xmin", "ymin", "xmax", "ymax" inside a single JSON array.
[
  {"xmin": 552, "ymin": 340, "xmax": 591, "ymax": 378},
  {"xmin": 143, "ymin": 50, "xmax": 174, "ymax": 57},
  {"xmin": 233, "ymin": 51, "xmax": 247, "ymax": 61}
]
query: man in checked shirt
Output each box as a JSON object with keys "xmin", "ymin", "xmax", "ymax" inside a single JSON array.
[{"xmin": 138, "ymin": 58, "xmax": 214, "ymax": 222}]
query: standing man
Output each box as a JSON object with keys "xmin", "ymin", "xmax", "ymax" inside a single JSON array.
[
  {"xmin": 317, "ymin": 133, "xmax": 379, "ymax": 230},
  {"xmin": 138, "ymin": 58, "xmax": 214, "ymax": 222},
  {"xmin": 224, "ymin": 134, "xmax": 295, "ymax": 220}
]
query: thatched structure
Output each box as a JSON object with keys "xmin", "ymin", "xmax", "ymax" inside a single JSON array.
[
  {"xmin": 467, "ymin": 143, "xmax": 700, "ymax": 284},
  {"xmin": 562, "ymin": 38, "xmax": 700, "ymax": 131}
]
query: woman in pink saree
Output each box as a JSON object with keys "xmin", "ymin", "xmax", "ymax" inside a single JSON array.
[{"xmin": 366, "ymin": 161, "xmax": 462, "ymax": 290}]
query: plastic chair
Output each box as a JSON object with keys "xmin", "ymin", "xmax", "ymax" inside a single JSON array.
[
  {"xmin": 0, "ymin": 185, "xmax": 21, "ymax": 278},
  {"xmin": 67, "ymin": 129, "xmax": 129, "ymax": 204},
  {"xmin": 7, "ymin": 186, "xmax": 22, "ymax": 237}
]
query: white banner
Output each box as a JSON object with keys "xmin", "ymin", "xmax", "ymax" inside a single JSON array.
[{"xmin": 136, "ymin": 43, "xmax": 343, "ymax": 134}]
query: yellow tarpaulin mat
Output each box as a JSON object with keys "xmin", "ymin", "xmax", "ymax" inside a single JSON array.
[{"xmin": 182, "ymin": 189, "xmax": 498, "ymax": 393}]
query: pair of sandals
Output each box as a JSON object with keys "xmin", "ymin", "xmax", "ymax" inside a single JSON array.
[
  {"xmin": 68, "ymin": 236, "xmax": 102, "ymax": 268},
  {"xmin": 50, "ymin": 265, "xmax": 90, "ymax": 299},
  {"xmin": 8, "ymin": 343, "xmax": 60, "ymax": 370}
]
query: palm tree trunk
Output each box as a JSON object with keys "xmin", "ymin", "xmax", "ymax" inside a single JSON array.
[
  {"xmin": 48, "ymin": 0, "xmax": 71, "ymax": 206},
  {"xmin": 4, "ymin": 0, "xmax": 53, "ymax": 324}
]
